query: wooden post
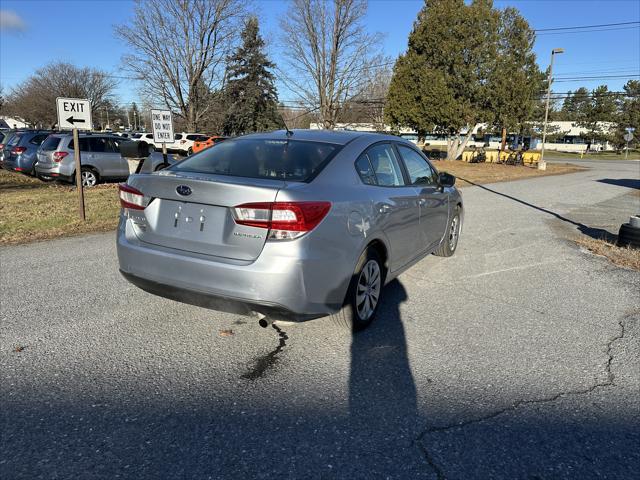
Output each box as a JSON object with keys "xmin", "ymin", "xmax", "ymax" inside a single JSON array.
[{"xmin": 72, "ymin": 128, "xmax": 86, "ymax": 221}]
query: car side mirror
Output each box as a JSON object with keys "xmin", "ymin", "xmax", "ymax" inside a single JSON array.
[{"xmin": 438, "ymin": 172, "xmax": 456, "ymax": 188}]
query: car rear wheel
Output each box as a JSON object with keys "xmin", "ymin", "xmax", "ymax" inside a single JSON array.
[
  {"xmin": 332, "ymin": 248, "xmax": 384, "ymax": 331},
  {"xmin": 434, "ymin": 206, "xmax": 461, "ymax": 257},
  {"xmin": 187, "ymin": 147, "xmax": 193, "ymax": 155},
  {"xmin": 80, "ymin": 167, "xmax": 99, "ymax": 187},
  {"xmin": 147, "ymin": 143, "xmax": 155, "ymax": 152}
]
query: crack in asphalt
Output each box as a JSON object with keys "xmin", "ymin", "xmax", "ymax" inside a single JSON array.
[
  {"xmin": 240, "ymin": 324, "xmax": 288, "ymax": 381},
  {"xmin": 414, "ymin": 312, "xmax": 634, "ymax": 479}
]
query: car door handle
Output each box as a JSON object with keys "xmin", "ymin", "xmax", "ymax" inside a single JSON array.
[{"xmin": 379, "ymin": 204, "xmax": 392, "ymax": 214}]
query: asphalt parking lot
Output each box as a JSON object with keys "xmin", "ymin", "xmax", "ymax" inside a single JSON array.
[{"xmin": 1, "ymin": 158, "xmax": 639, "ymax": 479}]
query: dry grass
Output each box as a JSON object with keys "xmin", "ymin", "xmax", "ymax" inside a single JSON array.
[
  {"xmin": 0, "ymin": 170, "xmax": 120, "ymax": 245},
  {"xmin": 576, "ymin": 237, "xmax": 640, "ymax": 271},
  {"xmin": 436, "ymin": 160, "xmax": 585, "ymax": 187}
]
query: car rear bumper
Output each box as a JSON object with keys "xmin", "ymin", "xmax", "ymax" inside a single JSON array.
[
  {"xmin": 119, "ymin": 270, "xmax": 321, "ymax": 321},
  {"xmin": 35, "ymin": 162, "xmax": 73, "ymax": 181},
  {"xmin": 117, "ymin": 216, "xmax": 351, "ymax": 320},
  {"xmin": 4, "ymin": 155, "xmax": 37, "ymax": 174}
]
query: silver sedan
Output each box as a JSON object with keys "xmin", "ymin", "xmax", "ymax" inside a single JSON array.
[{"xmin": 117, "ymin": 130, "xmax": 463, "ymax": 330}]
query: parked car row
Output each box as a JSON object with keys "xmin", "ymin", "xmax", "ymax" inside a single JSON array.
[
  {"xmin": 0, "ymin": 129, "xmax": 177, "ymax": 187},
  {"xmin": 129, "ymin": 132, "xmax": 229, "ymax": 156}
]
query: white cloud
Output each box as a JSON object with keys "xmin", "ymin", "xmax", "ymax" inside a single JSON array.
[{"xmin": 0, "ymin": 10, "xmax": 26, "ymax": 32}]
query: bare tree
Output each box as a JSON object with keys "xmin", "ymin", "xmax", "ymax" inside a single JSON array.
[
  {"xmin": 279, "ymin": 0, "xmax": 383, "ymax": 129},
  {"xmin": 115, "ymin": 0, "xmax": 245, "ymax": 131},
  {"xmin": 2, "ymin": 62, "xmax": 116, "ymax": 128}
]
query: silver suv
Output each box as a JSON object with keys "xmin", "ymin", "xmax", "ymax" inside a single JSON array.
[{"xmin": 35, "ymin": 133, "xmax": 175, "ymax": 186}]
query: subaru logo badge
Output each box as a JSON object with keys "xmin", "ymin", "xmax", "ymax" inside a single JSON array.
[{"xmin": 176, "ymin": 185, "xmax": 192, "ymax": 196}]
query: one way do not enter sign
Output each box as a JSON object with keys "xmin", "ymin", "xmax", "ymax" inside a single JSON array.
[{"xmin": 56, "ymin": 97, "xmax": 92, "ymax": 130}]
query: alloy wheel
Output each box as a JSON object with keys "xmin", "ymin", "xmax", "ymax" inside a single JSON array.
[
  {"xmin": 81, "ymin": 170, "xmax": 97, "ymax": 187},
  {"xmin": 356, "ymin": 259, "xmax": 381, "ymax": 321},
  {"xmin": 449, "ymin": 215, "xmax": 460, "ymax": 251}
]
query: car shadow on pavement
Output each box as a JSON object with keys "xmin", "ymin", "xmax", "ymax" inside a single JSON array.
[
  {"xmin": 459, "ymin": 177, "xmax": 618, "ymax": 242},
  {"xmin": 596, "ymin": 178, "xmax": 640, "ymax": 190}
]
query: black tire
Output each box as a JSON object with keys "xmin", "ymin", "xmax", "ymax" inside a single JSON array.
[
  {"xmin": 434, "ymin": 206, "xmax": 461, "ymax": 257},
  {"xmin": 618, "ymin": 223, "xmax": 640, "ymax": 248},
  {"xmin": 154, "ymin": 163, "xmax": 167, "ymax": 171},
  {"xmin": 187, "ymin": 147, "xmax": 193, "ymax": 156},
  {"xmin": 147, "ymin": 143, "xmax": 155, "ymax": 152},
  {"xmin": 331, "ymin": 248, "xmax": 385, "ymax": 331}
]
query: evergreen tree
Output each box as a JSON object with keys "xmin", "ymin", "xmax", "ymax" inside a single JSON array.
[
  {"xmin": 486, "ymin": 7, "xmax": 543, "ymax": 151},
  {"xmin": 386, "ymin": 0, "xmax": 545, "ymax": 159},
  {"xmin": 222, "ymin": 17, "xmax": 283, "ymax": 135},
  {"xmin": 561, "ymin": 87, "xmax": 590, "ymax": 121},
  {"xmin": 613, "ymin": 80, "xmax": 640, "ymax": 148},
  {"xmin": 577, "ymin": 85, "xmax": 618, "ymax": 143}
]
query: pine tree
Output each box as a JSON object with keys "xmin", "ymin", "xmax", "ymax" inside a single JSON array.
[
  {"xmin": 222, "ymin": 17, "xmax": 283, "ymax": 136},
  {"xmin": 486, "ymin": 7, "xmax": 543, "ymax": 152},
  {"xmin": 561, "ymin": 87, "xmax": 590, "ymax": 121}
]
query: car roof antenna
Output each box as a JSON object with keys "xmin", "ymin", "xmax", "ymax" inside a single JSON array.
[{"xmin": 278, "ymin": 106, "xmax": 293, "ymax": 137}]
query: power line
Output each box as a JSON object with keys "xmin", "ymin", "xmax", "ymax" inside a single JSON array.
[
  {"xmin": 536, "ymin": 25, "xmax": 640, "ymax": 36},
  {"xmin": 534, "ymin": 21, "xmax": 640, "ymax": 32}
]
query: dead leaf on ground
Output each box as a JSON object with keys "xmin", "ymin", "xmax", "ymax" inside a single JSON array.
[{"xmin": 219, "ymin": 329, "xmax": 234, "ymax": 337}]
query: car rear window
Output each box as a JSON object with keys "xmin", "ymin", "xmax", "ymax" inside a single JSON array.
[
  {"xmin": 171, "ymin": 138, "xmax": 341, "ymax": 182},
  {"xmin": 29, "ymin": 133, "xmax": 49, "ymax": 145},
  {"xmin": 7, "ymin": 134, "xmax": 22, "ymax": 146},
  {"xmin": 41, "ymin": 136, "xmax": 62, "ymax": 151}
]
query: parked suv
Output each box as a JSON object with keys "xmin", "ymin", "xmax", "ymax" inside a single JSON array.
[
  {"xmin": 174, "ymin": 133, "xmax": 208, "ymax": 155},
  {"xmin": 1, "ymin": 130, "xmax": 52, "ymax": 176},
  {"xmin": 132, "ymin": 132, "xmax": 164, "ymax": 152},
  {"xmin": 35, "ymin": 133, "xmax": 176, "ymax": 186}
]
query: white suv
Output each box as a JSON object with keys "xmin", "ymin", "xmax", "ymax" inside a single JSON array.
[
  {"xmin": 174, "ymin": 133, "xmax": 208, "ymax": 155},
  {"xmin": 131, "ymin": 132, "xmax": 164, "ymax": 151}
]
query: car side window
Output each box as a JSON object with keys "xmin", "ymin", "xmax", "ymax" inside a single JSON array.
[
  {"xmin": 29, "ymin": 134, "xmax": 48, "ymax": 145},
  {"xmin": 366, "ymin": 143, "xmax": 405, "ymax": 187},
  {"xmin": 107, "ymin": 138, "xmax": 122, "ymax": 153},
  {"xmin": 355, "ymin": 153, "xmax": 377, "ymax": 185},
  {"xmin": 396, "ymin": 145, "xmax": 437, "ymax": 185},
  {"xmin": 89, "ymin": 137, "xmax": 110, "ymax": 153},
  {"xmin": 68, "ymin": 138, "xmax": 91, "ymax": 151}
]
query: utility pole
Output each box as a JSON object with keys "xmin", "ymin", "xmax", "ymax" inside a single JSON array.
[{"xmin": 539, "ymin": 48, "xmax": 564, "ymax": 171}]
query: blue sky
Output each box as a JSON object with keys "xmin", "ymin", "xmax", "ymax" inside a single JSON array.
[{"xmin": 1, "ymin": 0, "xmax": 639, "ymax": 107}]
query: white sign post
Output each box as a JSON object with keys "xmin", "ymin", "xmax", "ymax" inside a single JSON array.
[
  {"xmin": 151, "ymin": 109, "xmax": 174, "ymax": 168},
  {"xmin": 56, "ymin": 97, "xmax": 93, "ymax": 221},
  {"xmin": 624, "ymin": 130, "xmax": 634, "ymax": 160}
]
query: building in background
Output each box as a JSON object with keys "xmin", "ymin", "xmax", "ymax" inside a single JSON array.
[{"xmin": 310, "ymin": 121, "xmax": 616, "ymax": 152}]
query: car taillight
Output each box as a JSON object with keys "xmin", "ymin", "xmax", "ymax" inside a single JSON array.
[
  {"xmin": 0, "ymin": 144, "xmax": 4, "ymax": 150},
  {"xmin": 53, "ymin": 151, "xmax": 68, "ymax": 162},
  {"xmin": 11, "ymin": 146, "xmax": 26, "ymax": 155},
  {"xmin": 118, "ymin": 183, "xmax": 150, "ymax": 210},
  {"xmin": 232, "ymin": 202, "xmax": 331, "ymax": 240}
]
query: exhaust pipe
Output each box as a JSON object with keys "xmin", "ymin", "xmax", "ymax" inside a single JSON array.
[{"xmin": 256, "ymin": 313, "xmax": 273, "ymax": 329}]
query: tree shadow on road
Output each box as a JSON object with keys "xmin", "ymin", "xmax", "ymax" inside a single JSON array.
[
  {"xmin": 458, "ymin": 177, "xmax": 619, "ymax": 242},
  {"xmin": 596, "ymin": 178, "xmax": 640, "ymax": 190}
]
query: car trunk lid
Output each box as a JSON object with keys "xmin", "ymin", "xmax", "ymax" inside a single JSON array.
[{"xmin": 126, "ymin": 171, "xmax": 284, "ymax": 261}]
